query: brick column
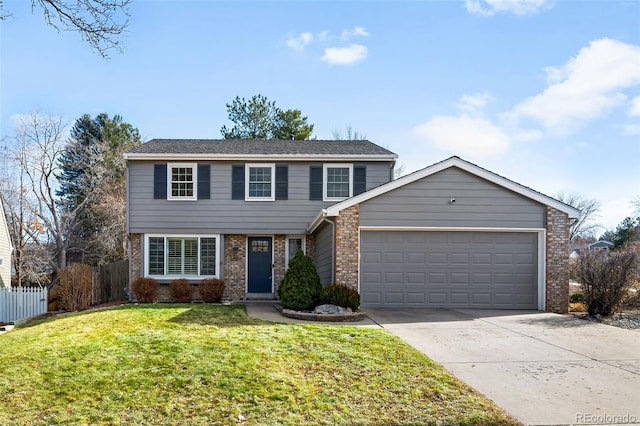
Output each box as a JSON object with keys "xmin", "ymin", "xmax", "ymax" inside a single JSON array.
[
  {"xmin": 305, "ymin": 234, "xmax": 316, "ymax": 259},
  {"xmin": 224, "ymin": 235, "xmax": 246, "ymax": 300},
  {"xmin": 335, "ymin": 205, "xmax": 359, "ymax": 290},
  {"xmin": 546, "ymin": 207, "xmax": 570, "ymax": 313},
  {"xmin": 273, "ymin": 235, "xmax": 286, "ymax": 297},
  {"xmin": 130, "ymin": 233, "xmax": 142, "ymax": 284}
]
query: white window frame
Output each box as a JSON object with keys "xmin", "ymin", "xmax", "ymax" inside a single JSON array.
[
  {"xmin": 245, "ymin": 163, "xmax": 275, "ymax": 201},
  {"xmin": 167, "ymin": 163, "xmax": 197, "ymax": 201},
  {"xmin": 144, "ymin": 234, "xmax": 220, "ymax": 279},
  {"xmin": 323, "ymin": 163, "xmax": 353, "ymax": 202},
  {"xmin": 285, "ymin": 236, "xmax": 306, "ymax": 270}
]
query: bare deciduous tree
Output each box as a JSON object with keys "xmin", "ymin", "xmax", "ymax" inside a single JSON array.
[
  {"xmin": 332, "ymin": 125, "xmax": 367, "ymax": 141},
  {"xmin": 555, "ymin": 192, "xmax": 601, "ymax": 241},
  {"xmin": 1, "ymin": 0, "xmax": 131, "ymax": 58}
]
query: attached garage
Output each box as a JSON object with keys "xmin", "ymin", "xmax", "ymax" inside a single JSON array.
[
  {"xmin": 360, "ymin": 230, "xmax": 541, "ymax": 309},
  {"xmin": 309, "ymin": 156, "xmax": 581, "ymax": 313}
]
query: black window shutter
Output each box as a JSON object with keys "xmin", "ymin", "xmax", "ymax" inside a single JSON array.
[
  {"xmin": 154, "ymin": 164, "xmax": 167, "ymax": 199},
  {"xmin": 232, "ymin": 165, "xmax": 245, "ymax": 200},
  {"xmin": 275, "ymin": 165, "xmax": 288, "ymax": 200},
  {"xmin": 354, "ymin": 165, "xmax": 367, "ymax": 196},
  {"xmin": 309, "ymin": 165, "xmax": 323, "ymax": 200},
  {"xmin": 197, "ymin": 164, "xmax": 210, "ymax": 200}
]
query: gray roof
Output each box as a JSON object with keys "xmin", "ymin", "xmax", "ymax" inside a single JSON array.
[{"xmin": 127, "ymin": 139, "xmax": 397, "ymax": 157}]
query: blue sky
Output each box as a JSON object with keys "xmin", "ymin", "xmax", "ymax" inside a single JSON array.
[{"xmin": 1, "ymin": 0, "xmax": 639, "ymax": 233}]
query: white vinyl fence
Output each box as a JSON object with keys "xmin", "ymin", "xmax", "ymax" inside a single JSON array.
[{"xmin": 0, "ymin": 287, "xmax": 48, "ymax": 323}]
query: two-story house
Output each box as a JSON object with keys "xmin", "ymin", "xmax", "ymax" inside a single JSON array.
[{"xmin": 125, "ymin": 139, "xmax": 580, "ymax": 313}]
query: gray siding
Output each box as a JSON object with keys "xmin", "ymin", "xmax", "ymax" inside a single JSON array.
[
  {"xmin": 360, "ymin": 167, "xmax": 545, "ymax": 229},
  {"xmin": 313, "ymin": 222, "xmax": 334, "ymax": 286},
  {"xmin": 0, "ymin": 205, "xmax": 11, "ymax": 287},
  {"xmin": 128, "ymin": 161, "xmax": 391, "ymax": 234}
]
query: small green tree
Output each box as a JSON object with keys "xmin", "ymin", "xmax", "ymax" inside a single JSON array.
[{"xmin": 277, "ymin": 251, "xmax": 322, "ymax": 310}]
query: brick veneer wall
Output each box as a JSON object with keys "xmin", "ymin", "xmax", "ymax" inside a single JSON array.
[
  {"xmin": 224, "ymin": 235, "xmax": 246, "ymax": 300},
  {"xmin": 273, "ymin": 235, "xmax": 286, "ymax": 297},
  {"xmin": 130, "ymin": 234, "xmax": 142, "ymax": 286},
  {"xmin": 306, "ymin": 234, "xmax": 316, "ymax": 259},
  {"xmin": 546, "ymin": 207, "xmax": 570, "ymax": 313},
  {"xmin": 335, "ymin": 205, "xmax": 359, "ymax": 290}
]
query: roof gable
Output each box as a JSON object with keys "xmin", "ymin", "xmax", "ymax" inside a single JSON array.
[
  {"xmin": 319, "ymin": 156, "xmax": 581, "ymax": 224},
  {"xmin": 0, "ymin": 198, "xmax": 12, "ymax": 251},
  {"xmin": 125, "ymin": 139, "xmax": 398, "ymax": 161}
]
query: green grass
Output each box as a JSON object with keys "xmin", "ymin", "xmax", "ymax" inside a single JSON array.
[{"xmin": 0, "ymin": 305, "xmax": 519, "ymax": 425}]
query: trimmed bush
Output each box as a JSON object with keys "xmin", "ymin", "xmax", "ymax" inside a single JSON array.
[
  {"xmin": 572, "ymin": 250, "xmax": 638, "ymax": 317},
  {"xmin": 58, "ymin": 263, "xmax": 93, "ymax": 311},
  {"xmin": 132, "ymin": 277, "xmax": 159, "ymax": 303},
  {"xmin": 570, "ymin": 291, "xmax": 584, "ymax": 304},
  {"xmin": 169, "ymin": 279, "xmax": 195, "ymax": 303},
  {"xmin": 199, "ymin": 278, "xmax": 225, "ymax": 303},
  {"xmin": 278, "ymin": 251, "xmax": 322, "ymax": 311},
  {"xmin": 321, "ymin": 283, "xmax": 360, "ymax": 311}
]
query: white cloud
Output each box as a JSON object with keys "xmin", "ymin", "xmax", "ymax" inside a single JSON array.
[
  {"xmin": 622, "ymin": 124, "xmax": 640, "ymax": 135},
  {"xmin": 457, "ymin": 92, "xmax": 493, "ymax": 115},
  {"xmin": 629, "ymin": 96, "xmax": 640, "ymax": 117},
  {"xmin": 413, "ymin": 115, "xmax": 510, "ymax": 158},
  {"xmin": 342, "ymin": 26, "xmax": 369, "ymax": 40},
  {"xmin": 286, "ymin": 32, "xmax": 313, "ymax": 51},
  {"xmin": 318, "ymin": 30, "xmax": 329, "ymax": 42},
  {"xmin": 465, "ymin": 0, "xmax": 549, "ymax": 16},
  {"xmin": 321, "ymin": 44, "xmax": 368, "ymax": 65},
  {"xmin": 506, "ymin": 38, "xmax": 640, "ymax": 134}
]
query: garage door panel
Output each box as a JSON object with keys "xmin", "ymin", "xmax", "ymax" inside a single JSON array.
[
  {"xmin": 406, "ymin": 292, "xmax": 426, "ymax": 303},
  {"xmin": 360, "ymin": 231, "xmax": 538, "ymax": 309}
]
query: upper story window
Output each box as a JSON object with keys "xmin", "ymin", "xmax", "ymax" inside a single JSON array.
[
  {"xmin": 168, "ymin": 163, "xmax": 197, "ymax": 200},
  {"xmin": 323, "ymin": 164, "xmax": 353, "ymax": 201},
  {"xmin": 246, "ymin": 163, "xmax": 275, "ymax": 201}
]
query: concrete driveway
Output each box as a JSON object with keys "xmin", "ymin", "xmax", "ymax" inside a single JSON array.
[{"xmin": 366, "ymin": 309, "xmax": 640, "ymax": 426}]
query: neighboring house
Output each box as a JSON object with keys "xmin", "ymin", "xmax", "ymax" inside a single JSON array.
[
  {"xmin": 588, "ymin": 240, "xmax": 614, "ymax": 252},
  {"xmin": 0, "ymin": 198, "xmax": 12, "ymax": 287},
  {"xmin": 125, "ymin": 139, "xmax": 580, "ymax": 313}
]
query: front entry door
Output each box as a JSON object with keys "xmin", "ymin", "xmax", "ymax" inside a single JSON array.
[{"xmin": 247, "ymin": 237, "xmax": 273, "ymax": 293}]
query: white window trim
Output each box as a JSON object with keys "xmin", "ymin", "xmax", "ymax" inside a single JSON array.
[
  {"xmin": 144, "ymin": 234, "xmax": 220, "ymax": 279},
  {"xmin": 323, "ymin": 163, "xmax": 353, "ymax": 202},
  {"xmin": 245, "ymin": 163, "xmax": 275, "ymax": 201},
  {"xmin": 285, "ymin": 236, "xmax": 306, "ymax": 270},
  {"xmin": 167, "ymin": 163, "xmax": 197, "ymax": 201}
]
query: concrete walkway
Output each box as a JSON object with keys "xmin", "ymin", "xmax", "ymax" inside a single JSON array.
[{"xmin": 366, "ymin": 309, "xmax": 640, "ymax": 426}]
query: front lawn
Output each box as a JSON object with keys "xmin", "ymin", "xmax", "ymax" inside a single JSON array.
[{"xmin": 0, "ymin": 305, "xmax": 518, "ymax": 425}]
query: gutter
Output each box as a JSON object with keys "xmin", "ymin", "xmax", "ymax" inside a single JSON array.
[{"xmin": 307, "ymin": 209, "xmax": 328, "ymax": 234}]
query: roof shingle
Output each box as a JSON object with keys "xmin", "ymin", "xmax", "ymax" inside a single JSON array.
[{"xmin": 127, "ymin": 139, "xmax": 397, "ymax": 157}]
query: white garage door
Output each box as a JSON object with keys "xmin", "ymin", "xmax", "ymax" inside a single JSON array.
[{"xmin": 360, "ymin": 231, "xmax": 539, "ymax": 309}]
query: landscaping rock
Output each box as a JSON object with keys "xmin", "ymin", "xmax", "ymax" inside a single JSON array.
[{"xmin": 313, "ymin": 304, "xmax": 351, "ymax": 314}]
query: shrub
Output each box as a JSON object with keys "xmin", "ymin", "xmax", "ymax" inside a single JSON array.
[
  {"xmin": 570, "ymin": 291, "xmax": 584, "ymax": 304},
  {"xmin": 278, "ymin": 251, "xmax": 322, "ymax": 311},
  {"xmin": 573, "ymin": 250, "xmax": 638, "ymax": 317},
  {"xmin": 199, "ymin": 278, "xmax": 225, "ymax": 303},
  {"xmin": 132, "ymin": 277, "xmax": 159, "ymax": 303},
  {"xmin": 169, "ymin": 279, "xmax": 195, "ymax": 303},
  {"xmin": 321, "ymin": 283, "xmax": 360, "ymax": 311},
  {"xmin": 58, "ymin": 263, "xmax": 93, "ymax": 311}
]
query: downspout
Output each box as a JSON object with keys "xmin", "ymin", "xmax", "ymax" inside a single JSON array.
[{"xmin": 322, "ymin": 216, "xmax": 336, "ymax": 284}]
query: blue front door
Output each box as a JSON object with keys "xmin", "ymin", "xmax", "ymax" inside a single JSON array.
[{"xmin": 248, "ymin": 237, "xmax": 273, "ymax": 293}]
